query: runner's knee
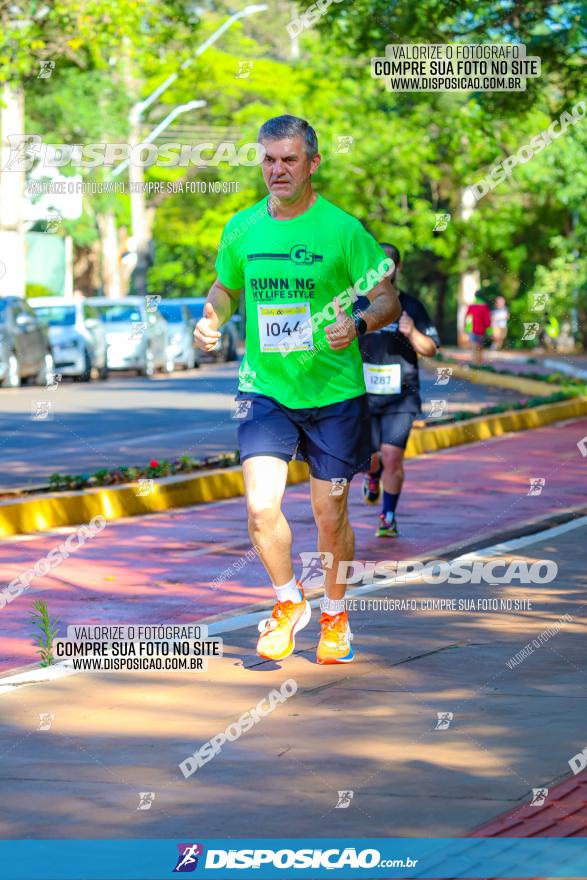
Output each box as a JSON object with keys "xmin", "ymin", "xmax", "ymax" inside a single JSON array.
[
  {"xmin": 247, "ymin": 501, "xmax": 280, "ymax": 534},
  {"xmin": 313, "ymin": 497, "xmax": 349, "ymax": 539},
  {"xmin": 381, "ymin": 445, "xmax": 404, "ymax": 475}
]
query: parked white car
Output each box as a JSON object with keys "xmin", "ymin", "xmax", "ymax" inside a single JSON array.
[
  {"xmin": 29, "ymin": 297, "xmax": 109, "ymax": 382},
  {"xmin": 158, "ymin": 301, "xmax": 200, "ymax": 370},
  {"xmin": 87, "ymin": 296, "xmax": 171, "ymax": 376}
]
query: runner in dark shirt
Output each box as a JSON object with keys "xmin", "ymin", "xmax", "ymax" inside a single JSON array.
[{"xmin": 355, "ymin": 244, "xmax": 441, "ymax": 537}]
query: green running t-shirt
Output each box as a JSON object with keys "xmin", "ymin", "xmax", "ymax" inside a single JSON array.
[{"xmin": 215, "ymin": 194, "xmax": 388, "ymax": 409}]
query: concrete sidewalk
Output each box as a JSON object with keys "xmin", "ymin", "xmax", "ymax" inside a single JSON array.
[{"xmin": 0, "ymin": 517, "xmax": 586, "ymax": 842}]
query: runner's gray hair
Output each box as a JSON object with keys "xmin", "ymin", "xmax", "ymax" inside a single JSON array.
[{"xmin": 258, "ymin": 115, "xmax": 318, "ymax": 159}]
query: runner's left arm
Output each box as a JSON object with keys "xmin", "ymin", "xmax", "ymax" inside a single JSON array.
[
  {"xmin": 360, "ymin": 275, "xmax": 401, "ymax": 332},
  {"xmin": 325, "ymin": 276, "xmax": 400, "ymax": 351},
  {"xmin": 399, "ymin": 300, "xmax": 440, "ymax": 357},
  {"xmin": 346, "ymin": 223, "xmax": 401, "ymax": 330}
]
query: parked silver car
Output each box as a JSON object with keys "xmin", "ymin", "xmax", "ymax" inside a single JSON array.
[
  {"xmin": 87, "ymin": 296, "xmax": 170, "ymax": 377},
  {"xmin": 0, "ymin": 296, "xmax": 54, "ymax": 388},
  {"xmin": 157, "ymin": 301, "xmax": 200, "ymax": 370},
  {"xmin": 175, "ymin": 297, "xmax": 239, "ymax": 362},
  {"xmin": 29, "ymin": 297, "xmax": 109, "ymax": 382}
]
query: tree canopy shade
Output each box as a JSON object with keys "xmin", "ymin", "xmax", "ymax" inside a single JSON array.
[
  {"xmin": 309, "ymin": 0, "xmax": 587, "ymax": 343},
  {"xmin": 2, "ymin": 0, "xmax": 585, "ymax": 344},
  {"xmin": 0, "ymin": 0, "xmax": 201, "ymax": 83}
]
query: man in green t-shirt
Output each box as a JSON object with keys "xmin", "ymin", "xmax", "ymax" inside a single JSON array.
[{"xmin": 194, "ymin": 114, "xmax": 400, "ymax": 665}]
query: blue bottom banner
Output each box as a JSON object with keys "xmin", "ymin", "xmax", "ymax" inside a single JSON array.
[{"xmin": 0, "ymin": 838, "xmax": 586, "ymax": 879}]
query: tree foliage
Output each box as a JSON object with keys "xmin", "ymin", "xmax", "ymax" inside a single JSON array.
[{"xmin": 4, "ymin": 0, "xmax": 585, "ymax": 344}]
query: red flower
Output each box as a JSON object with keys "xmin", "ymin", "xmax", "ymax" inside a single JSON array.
[{"xmin": 149, "ymin": 458, "xmax": 159, "ymax": 468}]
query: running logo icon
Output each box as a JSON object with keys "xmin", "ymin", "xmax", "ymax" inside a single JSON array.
[
  {"xmin": 136, "ymin": 479, "xmax": 154, "ymax": 497},
  {"xmin": 530, "ymin": 293, "xmax": 549, "ymax": 312},
  {"xmin": 232, "ymin": 399, "xmax": 252, "ymax": 420},
  {"xmin": 427, "ymin": 399, "xmax": 447, "ymax": 419},
  {"xmin": 38, "ymin": 60, "xmax": 55, "ymax": 79},
  {"xmin": 46, "ymin": 372, "xmax": 62, "ymax": 391},
  {"xmin": 173, "ymin": 843, "xmax": 204, "ymax": 872},
  {"xmin": 299, "ymin": 551, "xmax": 333, "ymax": 588},
  {"xmin": 38, "ymin": 713, "xmax": 54, "ymax": 731},
  {"xmin": 528, "ymin": 478, "xmax": 545, "ymax": 496},
  {"xmin": 435, "ymin": 712, "xmax": 453, "ymax": 730},
  {"xmin": 530, "ymin": 787, "xmax": 548, "ymax": 806},
  {"xmin": 137, "ymin": 792, "xmax": 155, "ymax": 810},
  {"xmin": 45, "ymin": 213, "xmax": 62, "ymax": 234},
  {"xmin": 329, "ymin": 477, "xmax": 347, "ymax": 497},
  {"xmin": 32, "ymin": 401, "xmax": 53, "ymax": 421},
  {"xmin": 335, "ymin": 136, "xmax": 353, "ymax": 154},
  {"xmin": 3, "ymin": 134, "xmax": 41, "ymax": 171},
  {"xmin": 433, "ymin": 213, "xmax": 451, "ymax": 231},
  {"xmin": 434, "ymin": 367, "xmax": 452, "ymax": 386},
  {"xmin": 235, "ymin": 61, "xmax": 253, "ymax": 78},
  {"xmin": 335, "ymin": 790, "xmax": 354, "ymax": 808},
  {"xmin": 522, "ymin": 322, "xmax": 539, "ymax": 341},
  {"xmin": 129, "ymin": 322, "xmax": 147, "ymax": 340}
]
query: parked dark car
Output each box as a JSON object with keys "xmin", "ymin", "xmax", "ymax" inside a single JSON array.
[{"xmin": 0, "ymin": 296, "xmax": 54, "ymax": 388}]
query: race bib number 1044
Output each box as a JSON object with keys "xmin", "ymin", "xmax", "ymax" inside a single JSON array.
[{"xmin": 257, "ymin": 302, "xmax": 313, "ymax": 352}]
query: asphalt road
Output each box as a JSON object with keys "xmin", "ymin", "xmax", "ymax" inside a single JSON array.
[{"xmin": 0, "ymin": 359, "xmax": 523, "ymax": 490}]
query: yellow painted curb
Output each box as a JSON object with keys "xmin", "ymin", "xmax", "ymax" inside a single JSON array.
[
  {"xmin": 406, "ymin": 395, "xmax": 587, "ymax": 456},
  {"xmin": 434, "ymin": 361, "xmax": 566, "ymax": 397},
  {"xmin": 0, "ymin": 460, "xmax": 310, "ymax": 539},
  {"xmin": 1, "ymin": 400, "xmax": 585, "ymax": 538}
]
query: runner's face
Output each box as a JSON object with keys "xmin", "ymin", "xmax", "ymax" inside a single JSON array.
[{"xmin": 260, "ymin": 136, "xmax": 320, "ymax": 201}]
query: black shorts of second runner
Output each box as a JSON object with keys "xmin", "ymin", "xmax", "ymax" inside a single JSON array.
[
  {"xmin": 236, "ymin": 391, "xmax": 373, "ymax": 481},
  {"xmin": 368, "ymin": 393, "xmax": 420, "ymax": 451}
]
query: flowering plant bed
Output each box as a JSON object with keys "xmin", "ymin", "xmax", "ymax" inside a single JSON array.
[
  {"xmin": 0, "ymin": 452, "xmax": 240, "ymax": 500},
  {"xmin": 421, "ymin": 389, "xmax": 578, "ymax": 426}
]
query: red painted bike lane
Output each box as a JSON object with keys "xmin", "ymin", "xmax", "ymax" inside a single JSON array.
[{"xmin": 1, "ymin": 417, "xmax": 585, "ymax": 673}]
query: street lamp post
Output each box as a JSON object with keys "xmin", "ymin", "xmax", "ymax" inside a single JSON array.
[{"xmin": 121, "ymin": 5, "xmax": 267, "ymax": 298}]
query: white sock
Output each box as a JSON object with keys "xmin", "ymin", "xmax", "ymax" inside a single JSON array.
[
  {"xmin": 320, "ymin": 596, "xmax": 346, "ymax": 616},
  {"xmin": 274, "ymin": 577, "xmax": 302, "ymax": 604}
]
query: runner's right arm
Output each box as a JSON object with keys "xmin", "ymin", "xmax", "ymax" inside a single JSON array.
[{"xmin": 194, "ymin": 279, "xmax": 241, "ymax": 352}]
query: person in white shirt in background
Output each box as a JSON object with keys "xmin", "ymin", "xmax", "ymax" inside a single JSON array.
[{"xmin": 491, "ymin": 295, "xmax": 509, "ymax": 350}]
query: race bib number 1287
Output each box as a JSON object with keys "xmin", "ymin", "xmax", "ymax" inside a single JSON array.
[{"xmin": 363, "ymin": 363, "xmax": 402, "ymax": 394}]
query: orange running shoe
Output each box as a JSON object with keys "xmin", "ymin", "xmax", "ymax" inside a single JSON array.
[
  {"xmin": 256, "ymin": 587, "xmax": 311, "ymax": 661},
  {"xmin": 316, "ymin": 610, "xmax": 354, "ymax": 664}
]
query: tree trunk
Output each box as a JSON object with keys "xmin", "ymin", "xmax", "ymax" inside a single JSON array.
[
  {"xmin": 96, "ymin": 210, "xmax": 122, "ymax": 298},
  {"xmin": 120, "ymin": 40, "xmax": 150, "ymax": 298},
  {"xmin": 0, "ymin": 83, "xmax": 26, "ymax": 297},
  {"xmin": 435, "ymin": 271, "xmax": 447, "ymax": 338},
  {"xmin": 457, "ymin": 186, "xmax": 480, "ymax": 345},
  {"xmin": 128, "ymin": 106, "xmax": 151, "ymax": 297}
]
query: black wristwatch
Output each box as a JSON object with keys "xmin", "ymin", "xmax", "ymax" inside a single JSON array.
[{"xmin": 353, "ymin": 314, "xmax": 368, "ymax": 336}]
